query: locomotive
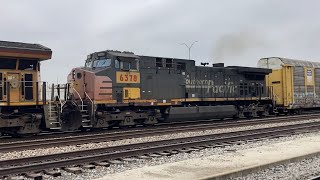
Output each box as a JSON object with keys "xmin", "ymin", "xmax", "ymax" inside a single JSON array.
[
  {"xmin": 0, "ymin": 41, "xmax": 51, "ymax": 135},
  {"xmin": 1, "ymin": 40, "xmax": 318, "ymax": 136},
  {"xmin": 65, "ymin": 50, "xmax": 273, "ymax": 130}
]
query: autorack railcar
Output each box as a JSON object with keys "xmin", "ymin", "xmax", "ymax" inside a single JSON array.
[{"xmin": 258, "ymin": 57, "xmax": 320, "ymax": 114}]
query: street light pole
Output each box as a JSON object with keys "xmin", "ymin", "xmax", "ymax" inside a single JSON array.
[{"xmin": 180, "ymin": 41, "xmax": 198, "ymax": 60}]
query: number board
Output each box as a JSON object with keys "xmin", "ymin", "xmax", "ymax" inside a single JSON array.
[{"xmin": 116, "ymin": 71, "xmax": 140, "ymax": 83}]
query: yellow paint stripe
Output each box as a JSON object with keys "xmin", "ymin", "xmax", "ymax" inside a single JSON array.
[{"xmin": 0, "ymin": 101, "xmax": 46, "ymax": 106}]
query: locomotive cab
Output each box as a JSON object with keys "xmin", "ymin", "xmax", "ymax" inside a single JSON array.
[
  {"xmin": 68, "ymin": 50, "xmax": 141, "ymax": 103},
  {"xmin": 0, "ymin": 41, "xmax": 51, "ymax": 106},
  {"xmin": 0, "ymin": 58, "xmax": 40, "ymax": 104}
]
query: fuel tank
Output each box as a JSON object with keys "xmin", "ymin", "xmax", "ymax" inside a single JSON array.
[{"xmin": 165, "ymin": 105, "xmax": 238, "ymax": 122}]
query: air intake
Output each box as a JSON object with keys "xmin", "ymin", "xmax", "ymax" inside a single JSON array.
[{"xmin": 212, "ymin": 63, "xmax": 224, "ymax": 67}]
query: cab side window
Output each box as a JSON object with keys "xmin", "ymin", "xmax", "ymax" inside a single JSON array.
[
  {"xmin": 0, "ymin": 58, "xmax": 16, "ymax": 69},
  {"xmin": 19, "ymin": 59, "xmax": 37, "ymax": 70},
  {"xmin": 115, "ymin": 59, "xmax": 120, "ymax": 69}
]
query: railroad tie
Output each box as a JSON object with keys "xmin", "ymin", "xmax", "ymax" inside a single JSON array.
[
  {"xmin": 8, "ymin": 176, "xmax": 24, "ymax": 180},
  {"xmin": 91, "ymin": 162, "xmax": 110, "ymax": 167},
  {"xmin": 81, "ymin": 164, "xmax": 96, "ymax": 169},
  {"xmin": 23, "ymin": 172, "xmax": 42, "ymax": 180},
  {"xmin": 43, "ymin": 169, "xmax": 61, "ymax": 177},
  {"xmin": 107, "ymin": 160, "xmax": 123, "ymax": 165},
  {"xmin": 148, "ymin": 154, "xmax": 162, "ymax": 158},
  {"xmin": 63, "ymin": 167, "xmax": 82, "ymax": 174}
]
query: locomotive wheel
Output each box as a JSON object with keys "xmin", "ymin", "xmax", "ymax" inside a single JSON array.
[
  {"xmin": 143, "ymin": 116, "xmax": 157, "ymax": 125},
  {"xmin": 119, "ymin": 117, "xmax": 135, "ymax": 127}
]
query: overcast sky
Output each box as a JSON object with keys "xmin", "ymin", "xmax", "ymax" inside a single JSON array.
[{"xmin": 1, "ymin": 0, "xmax": 320, "ymax": 83}]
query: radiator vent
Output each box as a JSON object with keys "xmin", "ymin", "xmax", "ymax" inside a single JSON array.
[{"xmin": 24, "ymin": 74, "xmax": 33, "ymax": 100}]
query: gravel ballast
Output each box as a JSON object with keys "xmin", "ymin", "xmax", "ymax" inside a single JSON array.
[
  {"xmin": 40, "ymin": 131, "xmax": 320, "ymax": 180},
  {"xmin": 1, "ymin": 118, "xmax": 320, "ymax": 161},
  {"xmin": 233, "ymin": 155, "xmax": 320, "ymax": 180}
]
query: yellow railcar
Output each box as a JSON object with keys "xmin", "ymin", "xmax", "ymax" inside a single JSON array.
[{"xmin": 258, "ymin": 57, "xmax": 320, "ymax": 113}]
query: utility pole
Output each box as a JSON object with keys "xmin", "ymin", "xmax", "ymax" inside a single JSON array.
[{"xmin": 180, "ymin": 41, "xmax": 198, "ymax": 60}]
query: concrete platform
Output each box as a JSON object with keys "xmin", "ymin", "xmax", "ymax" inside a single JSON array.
[{"xmin": 95, "ymin": 133, "xmax": 320, "ymax": 180}]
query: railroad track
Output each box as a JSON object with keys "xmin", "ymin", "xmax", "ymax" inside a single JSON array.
[
  {"xmin": 310, "ymin": 175, "xmax": 320, "ymax": 180},
  {"xmin": 1, "ymin": 120, "xmax": 320, "ymax": 178},
  {"xmin": 2, "ymin": 111, "xmax": 319, "ymax": 140},
  {"xmin": 0, "ymin": 114, "xmax": 318, "ymax": 153}
]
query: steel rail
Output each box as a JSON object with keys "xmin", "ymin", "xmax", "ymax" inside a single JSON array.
[
  {"xmin": 0, "ymin": 113, "xmax": 316, "ymax": 140},
  {"xmin": 0, "ymin": 114, "xmax": 318, "ymax": 153},
  {"xmin": 0, "ymin": 121, "xmax": 319, "ymax": 176},
  {"xmin": 309, "ymin": 175, "xmax": 320, "ymax": 180}
]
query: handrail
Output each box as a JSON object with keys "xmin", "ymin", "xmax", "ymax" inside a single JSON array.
[
  {"xmin": 84, "ymin": 90, "xmax": 94, "ymax": 119},
  {"xmin": 48, "ymin": 100, "xmax": 52, "ymax": 118},
  {"xmin": 72, "ymin": 87, "xmax": 83, "ymax": 111},
  {"xmin": 56, "ymin": 94, "xmax": 65, "ymax": 113}
]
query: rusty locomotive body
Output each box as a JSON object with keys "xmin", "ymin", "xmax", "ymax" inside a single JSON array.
[{"xmin": 64, "ymin": 50, "xmax": 273, "ymax": 130}]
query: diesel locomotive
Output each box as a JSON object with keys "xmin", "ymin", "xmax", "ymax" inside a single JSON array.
[
  {"xmin": 0, "ymin": 41, "xmax": 51, "ymax": 135},
  {"xmin": 65, "ymin": 50, "xmax": 273, "ymax": 130}
]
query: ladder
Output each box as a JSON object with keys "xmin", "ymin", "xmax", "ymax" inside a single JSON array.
[
  {"xmin": 47, "ymin": 101, "xmax": 61, "ymax": 129},
  {"xmin": 79, "ymin": 103, "xmax": 92, "ymax": 128}
]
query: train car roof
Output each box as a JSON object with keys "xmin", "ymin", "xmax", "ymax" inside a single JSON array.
[
  {"xmin": 108, "ymin": 51, "xmax": 140, "ymax": 59},
  {"xmin": 258, "ymin": 57, "xmax": 320, "ymax": 69},
  {"xmin": 227, "ymin": 66, "xmax": 272, "ymax": 74},
  {"xmin": 139, "ymin": 55, "xmax": 194, "ymax": 62},
  {"xmin": 0, "ymin": 40, "xmax": 52, "ymax": 61}
]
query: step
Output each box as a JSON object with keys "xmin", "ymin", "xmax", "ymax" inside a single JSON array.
[
  {"xmin": 82, "ymin": 125, "xmax": 92, "ymax": 128},
  {"xmin": 48, "ymin": 118, "xmax": 59, "ymax": 122},
  {"xmin": 82, "ymin": 114, "xmax": 90, "ymax": 118},
  {"xmin": 48, "ymin": 116, "xmax": 58, "ymax": 119},
  {"xmin": 49, "ymin": 122, "xmax": 60, "ymax": 124},
  {"xmin": 50, "ymin": 127, "xmax": 61, "ymax": 130},
  {"xmin": 82, "ymin": 120, "xmax": 91, "ymax": 123}
]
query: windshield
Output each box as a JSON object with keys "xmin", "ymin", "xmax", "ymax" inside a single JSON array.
[
  {"xmin": 93, "ymin": 58, "xmax": 112, "ymax": 68},
  {"xmin": 85, "ymin": 60, "xmax": 92, "ymax": 68}
]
